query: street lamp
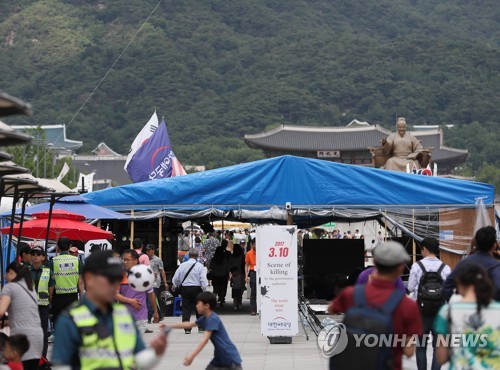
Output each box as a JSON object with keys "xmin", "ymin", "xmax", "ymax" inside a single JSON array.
[
  {"xmin": 33, "ymin": 135, "xmax": 43, "ymax": 178},
  {"xmin": 45, "ymin": 143, "xmax": 53, "ymax": 178}
]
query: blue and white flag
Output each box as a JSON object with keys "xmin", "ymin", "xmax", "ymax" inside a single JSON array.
[
  {"xmin": 124, "ymin": 111, "xmax": 159, "ymax": 171},
  {"xmin": 125, "ymin": 119, "xmax": 186, "ymax": 182}
]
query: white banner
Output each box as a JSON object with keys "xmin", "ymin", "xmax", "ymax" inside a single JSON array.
[
  {"xmin": 84, "ymin": 239, "xmax": 112, "ymax": 258},
  {"xmin": 257, "ymin": 225, "xmax": 298, "ymax": 337},
  {"xmin": 73, "ymin": 172, "xmax": 95, "ymax": 193},
  {"xmin": 56, "ymin": 162, "xmax": 70, "ymax": 181}
]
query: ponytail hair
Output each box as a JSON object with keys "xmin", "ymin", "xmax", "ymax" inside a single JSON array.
[
  {"xmin": 455, "ymin": 263, "xmax": 493, "ymax": 315},
  {"xmin": 6, "ymin": 262, "xmax": 34, "ymax": 291}
]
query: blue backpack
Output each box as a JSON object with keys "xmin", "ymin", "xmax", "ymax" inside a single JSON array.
[{"xmin": 330, "ymin": 285, "xmax": 405, "ymax": 370}]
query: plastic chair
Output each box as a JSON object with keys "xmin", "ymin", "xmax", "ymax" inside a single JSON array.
[{"xmin": 172, "ymin": 297, "xmax": 182, "ymax": 316}]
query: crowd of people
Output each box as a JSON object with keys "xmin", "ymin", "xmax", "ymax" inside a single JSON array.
[
  {"xmin": 174, "ymin": 231, "xmax": 257, "ymax": 316},
  {"xmin": 0, "ymin": 237, "xmax": 171, "ymax": 369},
  {"xmin": 0, "ymin": 233, "xmax": 245, "ymax": 370},
  {"xmin": 329, "ymin": 226, "xmax": 500, "ymax": 370},
  {"xmin": 0, "ymin": 224, "xmax": 498, "ymax": 369}
]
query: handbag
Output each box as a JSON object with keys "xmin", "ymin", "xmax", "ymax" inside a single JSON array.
[
  {"xmin": 176, "ymin": 262, "xmax": 197, "ymax": 296},
  {"xmin": 15, "ymin": 282, "xmax": 38, "ymax": 306},
  {"xmin": 206, "ymin": 271, "xmax": 214, "ymax": 280}
]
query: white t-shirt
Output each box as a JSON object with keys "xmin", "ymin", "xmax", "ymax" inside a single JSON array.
[{"xmin": 408, "ymin": 256, "xmax": 451, "ymax": 300}]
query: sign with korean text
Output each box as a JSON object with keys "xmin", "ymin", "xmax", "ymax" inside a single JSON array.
[
  {"xmin": 257, "ymin": 225, "xmax": 298, "ymax": 337},
  {"xmin": 317, "ymin": 150, "xmax": 340, "ymax": 158}
]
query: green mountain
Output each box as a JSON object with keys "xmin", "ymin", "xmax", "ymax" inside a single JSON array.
[{"xmin": 1, "ymin": 0, "xmax": 499, "ymax": 186}]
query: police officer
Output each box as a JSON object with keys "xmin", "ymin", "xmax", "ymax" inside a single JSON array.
[
  {"xmin": 52, "ymin": 250, "xmax": 167, "ymax": 369},
  {"xmin": 50, "ymin": 237, "xmax": 84, "ymax": 324},
  {"xmin": 29, "ymin": 246, "xmax": 55, "ymax": 357}
]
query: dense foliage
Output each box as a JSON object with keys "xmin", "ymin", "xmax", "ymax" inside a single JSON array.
[{"xmin": 1, "ymin": 0, "xmax": 498, "ymax": 187}]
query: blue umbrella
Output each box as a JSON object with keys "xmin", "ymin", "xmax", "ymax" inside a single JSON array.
[{"xmin": 4, "ymin": 195, "xmax": 129, "ymax": 220}]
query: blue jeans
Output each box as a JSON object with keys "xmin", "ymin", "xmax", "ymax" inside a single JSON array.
[
  {"xmin": 147, "ymin": 287, "xmax": 163, "ymax": 321},
  {"xmin": 416, "ymin": 314, "xmax": 441, "ymax": 370},
  {"xmin": 147, "ymin": 293, "xmax": 154, "ymax": 322}
]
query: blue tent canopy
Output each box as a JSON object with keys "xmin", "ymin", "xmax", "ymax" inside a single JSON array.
[
  {"xmin": 84, "ymin": 156, "xmax": 494, "ymax": 213},
  {"xmin": 2, "ymin": 195, "xmax": 129, "ymax": 220}
]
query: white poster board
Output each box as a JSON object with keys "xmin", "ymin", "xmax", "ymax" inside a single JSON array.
[
  {"xmin": 27, "ymin": 240, "xmax": 45, "ymax": 249},
  {"xmin": 84, "ymin": 239, "xmax": 112, "ymax": 257},
  {"xmin": 257, "ymin": 225, "xmax": 298, "ymax": 337}
]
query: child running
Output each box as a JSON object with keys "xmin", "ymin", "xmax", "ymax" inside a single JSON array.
[
  {"xmin": 166, "ymin": 291, "xmax": 242, "ymax": 369},
  {"xmin": 0, "ymin": 334, "xmax": 30, "ymax": 370}
]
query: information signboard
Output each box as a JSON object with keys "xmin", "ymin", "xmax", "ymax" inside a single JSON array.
[{"xmin": 257, "ymin": 225, "xmax": 298, "ymax": 337}]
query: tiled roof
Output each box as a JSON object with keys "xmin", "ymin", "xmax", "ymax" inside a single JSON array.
[
  {"xmin": 92, "ymin": 142, "xmax": 122, "ymax": 157},
  {"xmin": 244, "ymin": 125, "xmax": 468, "ymax": 161},
  {"xmin": 245, "ymin": 125, "xmax": 392, "ymax": 151},
  {"xmin": 10, "ymin": 124, "xmax": 82, "ymax": 151}
]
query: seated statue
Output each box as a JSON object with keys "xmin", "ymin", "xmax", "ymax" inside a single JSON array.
[{"xmin": 369, "ymin": 117, "xmax": 432, "ymax": 171}]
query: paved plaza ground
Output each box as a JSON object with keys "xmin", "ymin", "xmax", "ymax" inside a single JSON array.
[
  {"xmin": 143, "ymin": 289, "xmax": 448, "ymax": 370},
  {"xmin": 47, "ymin": 287, "xmax": 447, "ymax": 369}
]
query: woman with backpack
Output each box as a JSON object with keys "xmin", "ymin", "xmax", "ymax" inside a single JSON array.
[
  {"xmin": 434, "ymin": 263, "xmax": 500, "ymax": 368},
  {"xmin": 0, "ymin": 262, "xmax": 43, "ymax": 370}
]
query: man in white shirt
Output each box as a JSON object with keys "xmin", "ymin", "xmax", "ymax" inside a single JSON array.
[
  {"xmin": 172, "ymin": 248, "xmax": 208, "ymax": 334},
  {"xmin": 354, "ymin": 229, "xmax": 361, "ymax": 239},
  {"xmin": 408, "ymin": 237, "xmax": 451, "ymax": 370},
  {"xmin": 376, "ymin": 231, "xmax": 384, "ymax": 245}
]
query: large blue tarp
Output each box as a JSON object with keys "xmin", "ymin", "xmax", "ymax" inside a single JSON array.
[
  {"xmin": 83, "ymin": 155, "xmax": 494, "ymax": 211},
  {"xmin": 1, "ymin": 195, "xmax": 129, "ymax": 220}
]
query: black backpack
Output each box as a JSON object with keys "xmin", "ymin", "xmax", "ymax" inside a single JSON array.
[
  {"xmin": 330, "ymin": 285, "xmax": 405, "ymax": 370},
  {"xmin": 416, "ymin": 261, "xmax": 445, "ymax": 316}
]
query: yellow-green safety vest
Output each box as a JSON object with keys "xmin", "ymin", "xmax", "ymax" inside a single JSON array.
[
  {"xmin": 53, "ymin": 254, "xmax": 79, "ymax": 294},
  {"xmin": 69, "ymin": 303, "xmax": 137, "ymax": 370},
  {"xmin": 36, "ymin": 268, "xmax": 51, "ymax": 306}
]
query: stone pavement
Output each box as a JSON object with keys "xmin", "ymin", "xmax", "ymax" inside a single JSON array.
[
  {"xmin": 48, "ymin": 288, "xmax": 447, "ymax": 369},
  {"xmin": 143, "ymin": 289, "xmax": 448, "ymax": 370},
  {"xmin": 146, "ymin": 298, "xmax": 328, "ymax": 370}
]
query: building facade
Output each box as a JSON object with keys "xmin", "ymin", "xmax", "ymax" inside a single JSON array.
[{"xmin": 244, "ymin": 121, "xmax": 468, "ymax": 174}]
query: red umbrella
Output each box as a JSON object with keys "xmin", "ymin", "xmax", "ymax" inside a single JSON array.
[
  {"xmin": 1, "ymin": 209, "xmax": 114, "ymax": 241},
  {"xmin": 32, "ymin": 209, "xmax": 86, "ymax": 221}
]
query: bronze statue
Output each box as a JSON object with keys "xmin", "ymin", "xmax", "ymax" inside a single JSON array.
[{"xmin": 370, "ymin": 117, "xmax": 432, "ymax": 171}]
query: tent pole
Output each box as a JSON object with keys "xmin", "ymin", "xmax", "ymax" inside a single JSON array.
[
  {"xmin": 16, "ymin": 195, "xmax": 31, "ymax": 259},
  {"xmin": 7, "ymin": 186, "xmax": 20, "ymax": 264},
  {"xmin": 287, "ymin": 211, "xmax": 293, "ymax": 226},
  {"xmin": 384, "ymin": 209, "xmax": 387, "ymax": 241},
  {"xmin": 130, "ymin": 210, "xmax": 134, "ymax": 248},
  {"xmin": 412, "ymin": 208, "xmax": 416, "ymax": 264},
  {"xmin": 158, "ymin": 217, "xmax": 162, "ymax": 259},
  {"xmin": 44, "ymin": 194, "xmax": 56, "ymax": 252},
  {"xmin": 0, "ymin": 179, "xmax": 4, "ymax": 287},
  {"xmin": 191, "ymin": 220, "xmax": 194, "ymax": 246}
]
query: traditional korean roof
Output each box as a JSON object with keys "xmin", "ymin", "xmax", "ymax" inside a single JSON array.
[
  {"xmin": 244, "ymin": 124, "xmax": 468, "ymax": 162},
  {"xmin": 244, "ymin": 124, "xmax": 392, "ymax": 151},
  {"xmin": 92, "ymin": 142, "xmax": 122, "ymax": 157},
  {"xmin": 10, "ymin": 124, "xmax": 82, "ymax": 151}
]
